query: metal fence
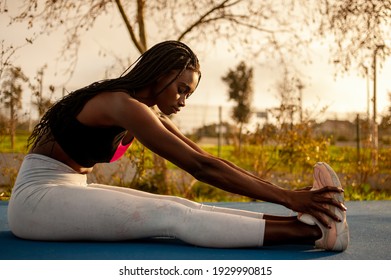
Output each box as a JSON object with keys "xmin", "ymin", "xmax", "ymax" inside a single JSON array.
[{"xmin": 171, "ymin": 104, "xmax": 363, "ymax": 134}]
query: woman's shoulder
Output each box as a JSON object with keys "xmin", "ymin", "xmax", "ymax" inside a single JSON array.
[
  {"xmin": 83, "ymin": 91, "xmax": 143, "ymax": 110},
  {"xmin": 78, "ymin": 91, "xmax": 153, "ymax": 127},
  {"xmin": 94, "ymin": 91, "xmax": 146, "ymax": 106}
]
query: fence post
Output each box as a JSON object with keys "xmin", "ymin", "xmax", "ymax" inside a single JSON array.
[
  {"xmin": 218, "ymin": 106, "xmax": 222, "ymax": 157},
  {"xmin": 356, "ymin": 114, "xmax": 361, "ymax": 162}
]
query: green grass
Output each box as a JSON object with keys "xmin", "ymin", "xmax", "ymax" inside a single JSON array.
[
  {"xmin": 0, "ymin": 131, "xmax": 29, "ymax": 153},
  {"xmin": 0, "ymin": 133, "xmax": 390, "ymax": 201}
]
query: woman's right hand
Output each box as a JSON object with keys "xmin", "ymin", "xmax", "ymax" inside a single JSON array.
[{"xmin": 288, "ymin": 187, "xmax": 346, "ymax": 227}]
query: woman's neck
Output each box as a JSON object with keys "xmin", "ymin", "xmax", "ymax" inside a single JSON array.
[{"xmin": 133, "ymin": 88, "xmax": 156, "ymax": 107}]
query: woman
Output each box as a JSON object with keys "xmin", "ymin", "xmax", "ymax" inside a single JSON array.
[{"xmin": 8, "ymin": 41, "xmax": 348, "ymax": 251}]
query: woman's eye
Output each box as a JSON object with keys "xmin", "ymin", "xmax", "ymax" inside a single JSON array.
[{"xmin": 178, "ymin": 86, "xmax": 191, "ymax": 98}]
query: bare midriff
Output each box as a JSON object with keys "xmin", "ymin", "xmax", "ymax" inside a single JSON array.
[{"xmin": 30, "ymin": 139, "xmax": 93, "ymax": 174}]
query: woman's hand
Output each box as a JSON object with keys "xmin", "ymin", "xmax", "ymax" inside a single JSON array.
[{"xmin": 288, "ymin": 187, "xmax": 346, "ymax": 227}]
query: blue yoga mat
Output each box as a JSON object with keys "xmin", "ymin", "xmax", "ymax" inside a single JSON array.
[{"xmin": 1, "ymin": 201, "xmax": 390, "ymax": 260}]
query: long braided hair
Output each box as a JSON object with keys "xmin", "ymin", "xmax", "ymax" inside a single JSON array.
[{"xmin": 28, "ymin": 40, "xmax": 201, "ymax": 149}]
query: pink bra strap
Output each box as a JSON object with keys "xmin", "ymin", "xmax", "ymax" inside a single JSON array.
[{"xmin": 110, "ymin": 140, "xmax": 133, "ymax": 162}]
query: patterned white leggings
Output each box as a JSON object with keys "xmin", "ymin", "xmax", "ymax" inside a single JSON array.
[{"xmin": 8, "ymin": 154, "xmax": 266, "ymax": 248}]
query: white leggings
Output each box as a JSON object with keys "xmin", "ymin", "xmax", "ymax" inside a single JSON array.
[{"xmin": 8, "ymin": 154, "xmax": 266, "ymax": 248}]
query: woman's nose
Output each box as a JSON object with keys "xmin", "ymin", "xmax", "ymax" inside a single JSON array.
[{"xmin": 178, "ymin": 95, "xmax": 186, "ymax": 107}]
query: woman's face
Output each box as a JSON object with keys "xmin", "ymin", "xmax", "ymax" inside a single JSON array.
[{"xmin": 154, "ymin": 69, "xmax": 200, "ymax": 115}]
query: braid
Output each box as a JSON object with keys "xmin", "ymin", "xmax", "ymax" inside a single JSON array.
[{"xmin": 28, "ymin": 40, "xmax": 201, "ymax": 149}]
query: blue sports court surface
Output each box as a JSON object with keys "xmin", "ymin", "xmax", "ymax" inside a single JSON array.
[{"xmin": 0, "ymin": 200, "xmax": 390, "ymax": 260}]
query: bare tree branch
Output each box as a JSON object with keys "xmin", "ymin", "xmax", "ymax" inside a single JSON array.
[
  {"xmin": 9, "ymin": 0, "xmax": 388, "ymax": 83},
  {"xmin": 114, "ymin": 0, "xmax": 146, "ymax": 54},
  {"xmin": 178, "ymin": 0, "xmax": 234, "ymax": 41},
  {"xmin": 137, "ymin": 0, "xmax": 147, "ymax": 50},
  {"xmin": 317, "ymin": 0, "xmax": 391, "ymax": 75}
]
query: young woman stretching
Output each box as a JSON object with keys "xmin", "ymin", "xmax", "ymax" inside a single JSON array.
[{"xmin": 8, "ymin": 41, "xmax": 349, "ymax": 251}]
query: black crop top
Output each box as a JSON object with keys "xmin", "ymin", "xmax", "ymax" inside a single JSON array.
[{"xmin": 51, "ymin": 117, "xmax": 131, "ymax": 167}]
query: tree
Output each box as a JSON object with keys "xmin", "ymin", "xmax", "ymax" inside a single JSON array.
[
  {"xmin": 222, "ymin": 61, "xmax": 253, "ymax": 150},
  {"xmin": 3, "ymin": 0, "xmax": 391, "ymax": 82},
  {"xmin": 315, "ymin": 0, "xmax": 391, "ymax": 75},
  {"xmin": 0, "ymin": 41, "xmax": 16, "ymax": 81},
  {"xmin": 272, "ymin": 71, "xmax": 305, "ymax": 128},
  {"xmin": 6, "ymin": 0, "xmax": 312, "ymax": 78},
  {"xmin": 30, "ymin": 65, "xmax": 55, "ymax": 118},
  {"xmin": 0, "ymin": 66, "xmax": 27, "ymax": 149}
]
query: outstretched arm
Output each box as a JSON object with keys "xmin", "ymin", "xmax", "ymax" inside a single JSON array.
[
  {"xmin": 157, "ymin": 113, "xmax": 345, "ymax": 227},
  {"xmin": 96, "ymin": 92, "xmax": 344, "ymax": 227}
]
